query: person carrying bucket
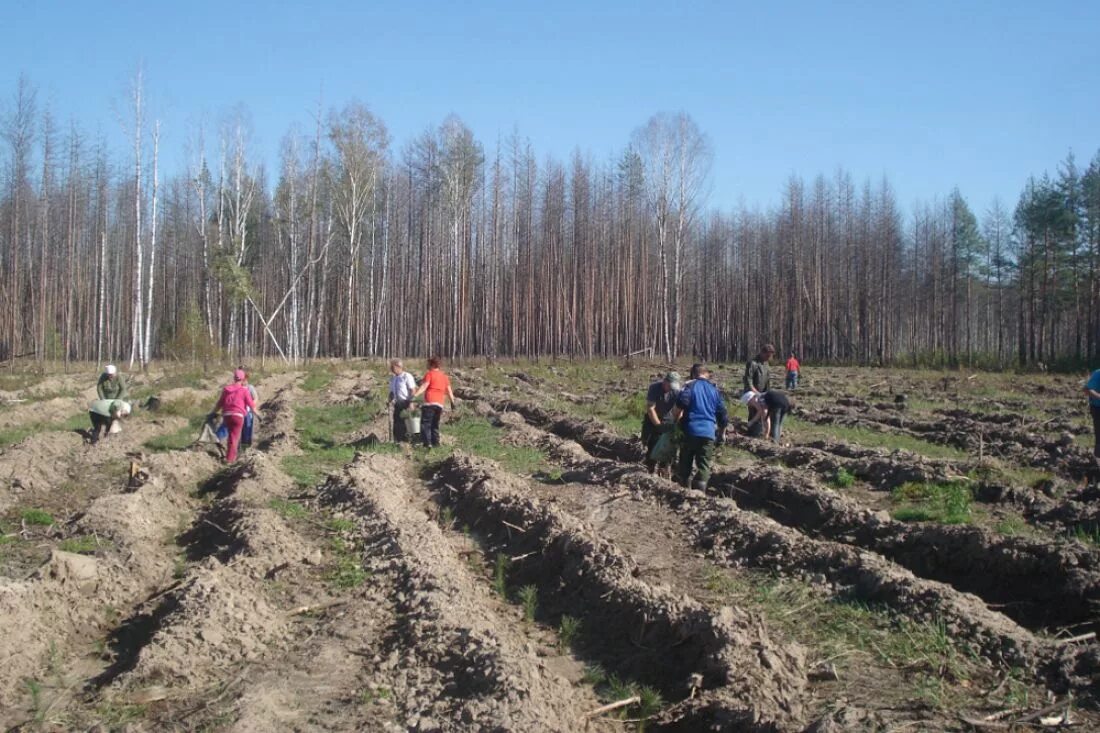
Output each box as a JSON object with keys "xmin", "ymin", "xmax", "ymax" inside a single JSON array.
[
  {"xmin": 411, "ymin": 356, "xmax": 456, "ymax": 449},
  {"xmin": 88, "ymin": 399, "xmax": 131, "ymax": 444},
  {"xmin": 388, "ymin": 359, "xmax": 418, "ymax": 443},
  {"xmin": 209, "ymin": 369, "xmax": 259, "ymax": 463}
]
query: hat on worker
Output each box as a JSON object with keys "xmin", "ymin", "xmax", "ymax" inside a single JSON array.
[
  {"xmin": 117, "ymin": 401, "xmax": 132, "ymax": 416},
  {"xmin": 105, "ymin": 364, "xmax": 117, "ymax": 376},
  {"xmin": 233, "ymin": 368, "xmax": 246, "ymax": 382},
  {"xmin": 664, "ymin": 371, "xmax": 682, "ymax": 389}
]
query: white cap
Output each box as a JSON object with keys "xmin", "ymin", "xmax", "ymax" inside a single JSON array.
[
  {"xmin": 117, "ymin": 401, "xmax": 131, "ymax": 417},
  {"xmin": 105, "ymin": 364, "xmax": 117, "ymax": 375}
]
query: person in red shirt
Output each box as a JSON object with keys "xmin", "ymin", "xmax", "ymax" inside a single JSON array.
[
  {"xmin": 412, "ymin": 356, "xmax": 456, "ymax": 448},
  {"xmin": 785, "ymin": 353, "xmax": 801, "ymax": 390},
  {"xmin": 211, "ymin": 368, "xmax": 260, "ymax": 463}
]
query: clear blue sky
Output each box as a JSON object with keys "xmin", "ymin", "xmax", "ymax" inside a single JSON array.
[{"xmin": 2, "ymin": 0, "xmax": 1097, "ymax": 216}]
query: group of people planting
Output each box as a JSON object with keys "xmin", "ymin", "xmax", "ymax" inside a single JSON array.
[
  {"xmin": 642, "ymin": 344, "xmax": 799, "ymax": 491},
  {"xmin": 86, "ymin": 364, "xmax": 261, "ymax": 463}
]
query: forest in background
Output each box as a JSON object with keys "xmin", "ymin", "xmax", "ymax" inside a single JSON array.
[{"xmin": 2, "ymin": 74, "xmax": 1099, "ymax": 370}]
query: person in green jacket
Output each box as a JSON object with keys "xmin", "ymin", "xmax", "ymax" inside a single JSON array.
[
  {"xmin": 88, "ymin": 399, "xmax": 131, "ymax": 444},
  {"xmin": 97, "ymin": 364, "xmax": 129, "ymax": 401}
]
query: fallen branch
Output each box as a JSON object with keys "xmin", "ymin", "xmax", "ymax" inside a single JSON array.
[
  {"xmin": 1056, "ymin": 631, "xmax": 1096, "ymax": 646},
  {"xmin": 599, "ymin": 490, "xmax": 630, "ymax": 505},
  {"xmin": 501, "ymin": 520, "xmax": 526, "ymax": 533},
  {"xmin": 586, "ymin": 695, "xmax": 640, "ymax": 718},
  {"xmin": 288, "ymin": 599, "xmax": 348, "ymax": 617}
]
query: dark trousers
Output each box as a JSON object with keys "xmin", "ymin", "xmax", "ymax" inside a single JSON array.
[
  {"xmin": 421, "ymin": 405, "xmax": 443, "ymax": 447},
  {"xmin": 769, "ymin": 407, "xmax": 787, "ymax": 441},
  {"xmin": 393, "ymin": 399, "xmax": 412, "ymax": 442},
  {"xmin": 1092, "ymin": 405, "xmax": 1100, "ymax": 458},
  {"xmin": 89, "ymin": 412, "xmax": 113, "ymax": 443},
  {"xmin": 677, "ymin": 435, "xmax": 715, "ymax": 488},
  {"xmin": 747, "ymin": 406, "xmax": 765, "ymax": 438}
]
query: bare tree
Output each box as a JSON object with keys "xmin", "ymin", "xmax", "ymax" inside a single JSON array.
[{"xmin": 632, "ymin": 112, "xmax": 711, "ymax": 361}]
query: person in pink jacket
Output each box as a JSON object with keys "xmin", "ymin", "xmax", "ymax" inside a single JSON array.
[{"xmin": 210, "ymin": 369, "xmax": 259, "ymax": 463}]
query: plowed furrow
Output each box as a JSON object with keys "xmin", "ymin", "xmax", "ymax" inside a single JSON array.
[
  {"xmin": 318, "ymin": 452, "xmax": 614, "ymax": 732},
  {"xmin": 431, "ymin": 454, "xmax": 808, "ymax": 732},
  {"xmin": 707, "ymin": 464, "xmax": 1100, "ymax": 631}
]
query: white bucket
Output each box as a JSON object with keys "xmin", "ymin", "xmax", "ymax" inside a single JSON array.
[
  {"xmin": 109, "ymin": 420, "xmax": 122, "ymax": 435},
  {"xmin": 405, "ymin": 415, "xmax": 421, "ymax": 434}
]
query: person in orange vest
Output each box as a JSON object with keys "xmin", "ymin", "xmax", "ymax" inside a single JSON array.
[
  {"xmin": 785, "ymin": 352, "xmax": 801, "ymax": 390},
  {"xmin": 412, "ymin": 356, "xmax": 457, "ymax": 449}
]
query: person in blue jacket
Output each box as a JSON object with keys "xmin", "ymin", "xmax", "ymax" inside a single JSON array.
[
  {"xmin": 1085, "ymin": 368, "xmax": 1100, "ymax": 462},
  {"xmin": 671, "ymin": 363, "xmax": 728, "ymax": 492}
]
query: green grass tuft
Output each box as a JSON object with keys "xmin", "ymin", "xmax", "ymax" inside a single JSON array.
[
  {"xmin": 59, "ymin": 536, "xmax": 100, "ymax": 554},
  {"xmin": 831, "ymin": 468, "xmax": 856, "ymax": 488},
  {"xmin": 20, "ymin": 508, "xmax": 55, "ymax": 526},
  {"xmin": 447, "ymin": 415, "xmax": 548, "ymax": 474},
  {"xmin": 891, "ymin": 481, "xmax": 972, "ymax": 524},
  {"xmin": 268, "ymin": 498, "xmax": 308, "ymax": 520}
]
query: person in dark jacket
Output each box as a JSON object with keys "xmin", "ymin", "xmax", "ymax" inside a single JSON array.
[
  {"xmin": 742, "ymin": 344, "xmax": 774, "ymax": 435},
  {"xmin": 671, "ymin": 364, "xmax": 728, "ymax": 492},
  {"xmin": 747, "ymin": 389, "xmax": 796, "ymax": 442},
  {"xmin": 641, "ymin": 371, "xmax": 682, "ymax": 474}
]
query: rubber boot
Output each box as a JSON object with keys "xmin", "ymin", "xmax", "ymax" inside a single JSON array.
[
  {"xmin": 691, "ymin": 479, "xmax": 708, "ymax": 493},
  {"xmin": 644, "ymin": 459, "xmax": 656, "ymax": 474}
]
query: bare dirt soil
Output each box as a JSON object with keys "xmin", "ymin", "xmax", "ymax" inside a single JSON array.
[{"xmin": 1, "ymin": 362, "xmax": 1099, "ymax": 731}]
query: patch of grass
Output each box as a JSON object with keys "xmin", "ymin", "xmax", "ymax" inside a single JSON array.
[
  {"xmin": 1070, "ymin": 525, "xmax": 1100, "ymax": 546},
  {"xmin": 326, "ymin": 537, "xmax": 368, "ymax": 589},
  {"xmin": 283, "ymin": 402, "xmax": 382, "ymax": 486},
  {"xmin": 831, "ymin": 468, "xmax": 856, "ymax": 488},
  {"xmin": 994, "ymin": 516, "xmax": 1029, "ymax": 536},
  {"xmin": 153, "ymin": 394, "xmax": 202, "ymax": 417},
  {"xmin": 891, "ymin": 481, "xmax": 972, "ymax": 525},
  {"xmin": 301, "ymin": 370, "xmax": 335, "ymax": 392},
  {"xmin": 144, "ymin": 414, "xmax": 207, "ymax": 452},
  {"xmin": 58, "ymin": 536, "xmax": 100, "ymax": 554},
  {"xmin": 327, "ymin": 517, "xmax": 356, "ymax": 533},
  {"xmin": 0, "ymin": 425, "xmax": 39, "ymax": 448},
  {"xmin": 360, "ymin": 686, "xmax": 392, "ymax": 705},
  {"xmin": 589, "ymin": 391, "xmax": 648, "ymax": 436},
  {"xmin": 447, "ymin": 415, "xmax": 548, "ymax": 474},
  {"xmin": 20, "ymin": 508, "xmax": 55, "ymax": 526},
  {"xmin": 95, "ymin": 701, "xmax": 148, "ymax": 727},
  {"xmin": 268, "ymin": 498, "xmax": 308, "ymax": 520},
  {"xmin": 517, "ymin": 584, "xmax": 538, "ymax": 622},
  {"xmin": 704, "ymin": 566, "xmax": 972, "ymax": 687},
  {"xmin": 281, "ymin": 450, "xmax": 356, "ymax": 488},
  {"xmin": 786, "ymin": 416, "xmax": 968, "ymax": 460}
]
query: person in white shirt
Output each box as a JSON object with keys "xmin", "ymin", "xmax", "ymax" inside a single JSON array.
[{"xmin": 388, "ymin": 359, "xmax": 418, "ymax": 442}]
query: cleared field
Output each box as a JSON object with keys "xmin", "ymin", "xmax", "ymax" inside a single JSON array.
[{"xmin": 1, "ymin": 361, "xmax": 1098, "ymax": 731}]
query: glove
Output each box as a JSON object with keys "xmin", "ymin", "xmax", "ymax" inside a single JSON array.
[{"xmin": 207, "ymin": 412, "xmax": 218, "ymax": 424}]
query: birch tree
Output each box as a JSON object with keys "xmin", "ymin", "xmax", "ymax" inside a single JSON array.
[
  {"xmin": 633, "ymin": 112, "xmax": 711, "ymax": 361},
  {"xmin": 328, "ymin": 102, "xmax": 387, "ymax": 358}
]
